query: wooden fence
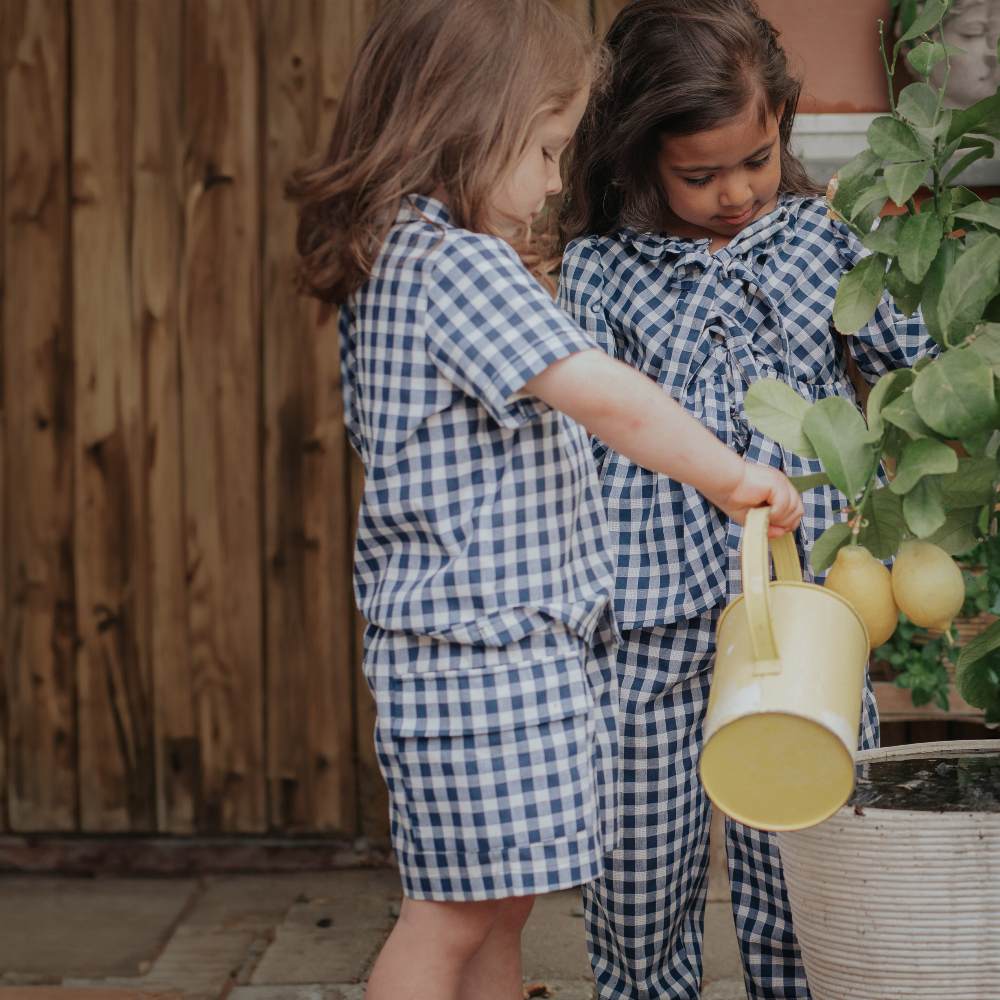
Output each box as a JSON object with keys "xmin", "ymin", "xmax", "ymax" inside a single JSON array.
[{"xmin": 0, "ymin": 0, "xmax": 621, "ymax": 838}]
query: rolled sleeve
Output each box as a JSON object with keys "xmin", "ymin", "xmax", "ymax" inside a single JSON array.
[{"xmin": 427, "ymin": 233, "xmax": 597, "ymax": 427}]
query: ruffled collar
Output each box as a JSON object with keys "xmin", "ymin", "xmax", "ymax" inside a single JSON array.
[{"xmin": 619, "ymin": 195, "xmax": 802, "ymax": 264}]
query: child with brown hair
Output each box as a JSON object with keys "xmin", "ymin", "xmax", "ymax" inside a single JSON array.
[
  {"xmin": 559, "ymin": 1, "xmax": 935, "ymax": 997},
  {"xmin": 289, "ymin": 1, "xmax": 802, "ymax": 998}
]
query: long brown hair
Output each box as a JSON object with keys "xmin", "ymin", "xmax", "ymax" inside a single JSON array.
[
  {"xmin": 561, "ymin": 0, "xmax": 820, "ymax": 242},
  {"xmin": 288, "ymin": 0, "xmax": 601, "ymax": 305}
]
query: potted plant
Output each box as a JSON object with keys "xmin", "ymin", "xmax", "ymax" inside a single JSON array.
[{"xmin": 743, "ymin": 4, "xmax": 1000, "ymax": 995}]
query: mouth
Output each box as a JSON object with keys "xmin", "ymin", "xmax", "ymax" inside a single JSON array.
[{"xmin": 717, "ymin": 203, "xmax": 758, "ymax": 227}]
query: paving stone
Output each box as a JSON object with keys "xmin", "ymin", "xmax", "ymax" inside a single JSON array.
[
  {"xmin": 0, "ymin": 991, "xmax": 180, "ymax": 1000},
  {"xmin": 0, "ymin": 877, "xmax": 196, "ymax": 981},
  {"xmin": 702, "ymin": 900, "xmax": 743, "ymax": 984},
  {"xmin": 229, "ymin": 988, "xmax": 364, "ymax": 1000},
  {"xmin": 521, "ymin": 889, "xmax": 591, "ymax": 982},
  {"xmin": 523, "ymin": 982, "xmax": 595, "ymax": 1000},
  {"xmin": 702, "ymin": 977, "xmax": 748, "ymax": 1000}
]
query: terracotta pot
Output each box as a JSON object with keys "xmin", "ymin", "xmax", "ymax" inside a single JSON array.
[{"xmin": 778, "ymin": 740, "xmax": 1000, "ymax": 999}]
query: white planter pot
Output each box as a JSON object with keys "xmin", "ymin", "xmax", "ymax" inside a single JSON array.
[{"xmin": 778, "ymin": 739, "xmax": 1000, "ymax": 1000}]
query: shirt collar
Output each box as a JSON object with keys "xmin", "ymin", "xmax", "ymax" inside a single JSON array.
[
  {"xmin": 397, "ymin": 192, "xmax": 453, "ymax": 227},
  {"xmin": 620, "ymin": 196, "xmax": 797, "ymax": 264}
]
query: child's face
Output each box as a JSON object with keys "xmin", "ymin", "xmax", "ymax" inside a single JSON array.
[
  {"xmin": 489, "ymin": 85, "xmax": 590, "ymax": 238},
  {"xmin": 656, "ymin": 102, "xmax": 783, "ymax": 242}
]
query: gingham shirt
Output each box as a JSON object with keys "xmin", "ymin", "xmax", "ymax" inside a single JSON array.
[
  {"xmin": 342, "ymin": 194, "xmax": 616, "ymax": 664},
  {"xmin": 558, "ymin": 195, "xmax": 936, "ymax": 630}
]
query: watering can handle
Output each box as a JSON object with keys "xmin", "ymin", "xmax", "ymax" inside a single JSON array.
[{"xmin": 741, "ymin": 506, "xmax": 802, "ymax": 677}]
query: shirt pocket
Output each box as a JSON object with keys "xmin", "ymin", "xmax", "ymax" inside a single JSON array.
[{"xmin": 385, "ymin": 653, "xmax": 601, "ymax": 855}]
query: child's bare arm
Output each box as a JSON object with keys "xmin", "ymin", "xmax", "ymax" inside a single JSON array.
[{"xmin": 526, "ymin": 350, "xmax": 802, "ymax": 534}]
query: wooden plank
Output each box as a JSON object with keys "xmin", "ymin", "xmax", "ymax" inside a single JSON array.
[
  {"xmin": 262, "ymin": 0, "xmax": 366, "ymax": 834},
  {"xmin": 0, "ymin": 0, "xmax": 8, "ymax": 835},
  {"xmin": 180, "ymin": 0, "xmax": 265, "ymax": 832},
  {"xmin": 134, "ymin": 0, "xmax": 195, "ymax": 834},
  {"xmin": 3, "ymin": 0, "xmax": 76, "ymax": 831},
  {"xmin": 593, "ymin": 0, "xmax": 627, "ymax": 36},
  {"xmin": 72, "ymin": 0, "xmax": 155, "ymax": 832},
  {"xmin": 874, "ymin": 681, "xmax": 985, "ymax": 723}
]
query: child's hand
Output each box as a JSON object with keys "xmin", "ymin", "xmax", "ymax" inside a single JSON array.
[{"xmin": 712, "ymin": 462, "xmax": 803, "ymax": 537}]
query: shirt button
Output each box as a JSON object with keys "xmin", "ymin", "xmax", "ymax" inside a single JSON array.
[{"xmin": 589, "ymin": 301, "xmax": 602, "ymax": 314}]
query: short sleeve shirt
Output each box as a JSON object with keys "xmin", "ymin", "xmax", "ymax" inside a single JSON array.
[{"xmin": 342, "ymin": 195, "xmax": 616, "ymax": 662}]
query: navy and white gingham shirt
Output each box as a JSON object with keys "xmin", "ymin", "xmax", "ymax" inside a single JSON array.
[
  {"xmin": 558, "ymin": 196, "xmax": 936, "ymax": 630},
  {"xmin": 342, "ymin": 195, "xmax": 616, "ymax": 665}
]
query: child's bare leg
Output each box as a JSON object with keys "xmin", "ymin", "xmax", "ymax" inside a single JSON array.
[
  {"xmin": 365, "ymin": 895, "xmax": 512, "ymax": 1000},
  {"xmin": 459, "ymin": 895, "xmax": 535, "ymax": 1000}
]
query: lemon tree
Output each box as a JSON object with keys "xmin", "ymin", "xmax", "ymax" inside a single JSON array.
[{"xmin": 745, "ymin": 0, "xmax": 1000, "ymax": 724}]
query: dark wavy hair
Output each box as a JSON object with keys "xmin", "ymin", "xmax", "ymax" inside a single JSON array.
[
  {"xmin": 288, "ymin": 0, "xmax": 602, "ymax": 305},
  {"xmin": 561, "ymin": 0, "xmax": 821, "ymax": 242}
]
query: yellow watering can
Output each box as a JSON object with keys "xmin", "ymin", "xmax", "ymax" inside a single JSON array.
[{"xmin": 700, "ymin": 507, "xmax": 869, "ymax": 831}]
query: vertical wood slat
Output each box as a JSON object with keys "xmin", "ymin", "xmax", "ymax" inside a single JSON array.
[
  {"xmin": 135, "ymin": 0, "xmax": 194, "ymax": 834},
  {"xmin": 262, "ymin": 0, "xmax": 360, "ymax": 833},
  {"xmin": 593, "ymin": 0, "xmax": 625, "ymax": 36},
  {"xmin": 181, "ymin": 0, "xmax": 265, "ymax": 832},
  {"xmin": 72, "ymin": 0, "xmax": 155, "ymax": 832},
  {"xmin": 0, "ymin": 0, "xmax": 8, "ymax": 834},
  {"xmin": 3, "ymin": 0, "xmax": 76, "ymax": 832}
]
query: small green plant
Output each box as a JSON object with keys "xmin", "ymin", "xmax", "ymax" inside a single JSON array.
[{"xmin": 744, "ymin": 0, "xmax": 1000, "ymax": 723}]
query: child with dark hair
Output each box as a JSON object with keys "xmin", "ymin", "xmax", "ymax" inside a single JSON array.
[{"xmin": 559, "ymin": 1, "xmax": 935, "ymax": 997}]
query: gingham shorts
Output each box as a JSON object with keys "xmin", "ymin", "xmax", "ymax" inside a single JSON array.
[{"xmin": 365, "ymin": 623, "xmax": 621, "ymax": 901}]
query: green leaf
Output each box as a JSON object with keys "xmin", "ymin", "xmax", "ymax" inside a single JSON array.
[
  {"xmin": 897, "ymin": 211, "xmax": 943, "ymax": 283},
  {"xmin": 937, "ymin": 234, "xmax": 1000, "ymax": 344},
  {"xmin": 906, "ymin": 40, "xmax": 961, "ymax": 76},
  {"xmin": 789, "ymin": 472, "xmax": 832, "ymax": 493},
  {"xmin": 897, "ymin": 82, "xmax": 940, "ymax": 128},
  {"xmin": 852, "ymin": 181, "xmax": 891, "ymax": 233},
  {"xmin": 884, "ymin": 161, "xmax": 928, "ymax": 207},
  {"xmin": 882, "ymin": 389, "xmax": 934, "ymax": 438},
  {"xmin": 947, "ymin": 93, "xmax": 1000, "ymax": 142},
  {"xmin": 920, "ymin": 238, "xmax": 960, "ymax": 344},
  {"xmin": 833, "ymin": 254, "xmax": 886, "ymax": 334},
  {"xmin": 868, "ymin": 116, "xmax": 929, "ymax": 162},
  {"xmin": 966, "ymin": 323, "xmax": 1000, "ymax": 373},
  {"xmin": 810, "ymin": 521, "xmax": 853, "ymax": 573},
  {"xmin": 866, "ymin": 369, "xmax": 914, "ymax": 440},
  {"xmin": 899, "ymin": 0, "xmax": 948, "ymax": 42},
  {"xmin": 744, "ymin": 379, "xmax": 818, "ymax": 459},
  {"xmin": 957, "ymin": 618, "xmax": 1000, "ymax": 679},
  {"xmin": 858, "ymin": 487, "xmax": 904, "ymax": 559},
  {"xmin": 830, "ymin": 150, "xmax": 881, "ymax": 222},
  {"xmin": 943, "ymin": 141, "xmax": 994, "ymax": 186},
  {"xmin": 912, "ymin": 348, "xmax": 998, "ymax": 439},
  {"xmin": 926, "ymin": 506, "xmax": 982, "ymax": 555},
  {"xmin": 862, "ymin": 215, "xmax": 905, "ymax": 256},
  {"xmin": 939, "ymin": 457, "xmax": 998, "ymax": 507},
  {"xmin": 889, "ymin": 437, "xmax": 959, "ymax": 494},
  {"xmin": 885, "ymin": 259, "xmax": 923, "ymax": 317},
  {"xmin": 956, "ymin": 653, "xmax": 1000, "ymax": 712},
  {"xmin": 954, "ymin": 201, "xmax": 1000, "ymax": 231},
  {"xmin": 802, "ymin": 397, "xmax": 878, "ymax": 500},
  {"xmin": 903, "ymin": 476, "xmax": 947, "ymax": 537}
]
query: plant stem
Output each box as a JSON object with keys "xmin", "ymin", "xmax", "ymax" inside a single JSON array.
[{"xmin": 879, "ymin": 20, "xmax": 898, "ymax": 113}]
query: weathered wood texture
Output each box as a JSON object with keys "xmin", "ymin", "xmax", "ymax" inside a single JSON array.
[{"xmin": 0, "ymin": 0, "xmax": 390, "ymax": 836}]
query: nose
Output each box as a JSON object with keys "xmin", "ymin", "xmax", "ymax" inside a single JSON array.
[
  {"xmin": 546, "ymin": 163, "xmax": 563, "ymax": 197},
  {"xmin": 719, "ymin": 174, "xmax": 753, "ymax": 209}
]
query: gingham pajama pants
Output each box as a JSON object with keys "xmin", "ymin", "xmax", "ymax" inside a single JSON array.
[{"xmin": 584, "ymin": 611, "xmax": 880, "ymax": 999}]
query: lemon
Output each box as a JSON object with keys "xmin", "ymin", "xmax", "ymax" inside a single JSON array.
[
  {"xmin": 891, "ymin": 540, "xmax": 965, "ymax": 632},
  {"xmin": 824, "ymin": 544, "xmax": 899, "ymax": 649}
]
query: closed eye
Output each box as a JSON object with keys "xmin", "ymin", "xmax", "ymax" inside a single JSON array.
[{"xmin": 747, "ymin": 152, "xmax": 772, "ymax": 170}]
